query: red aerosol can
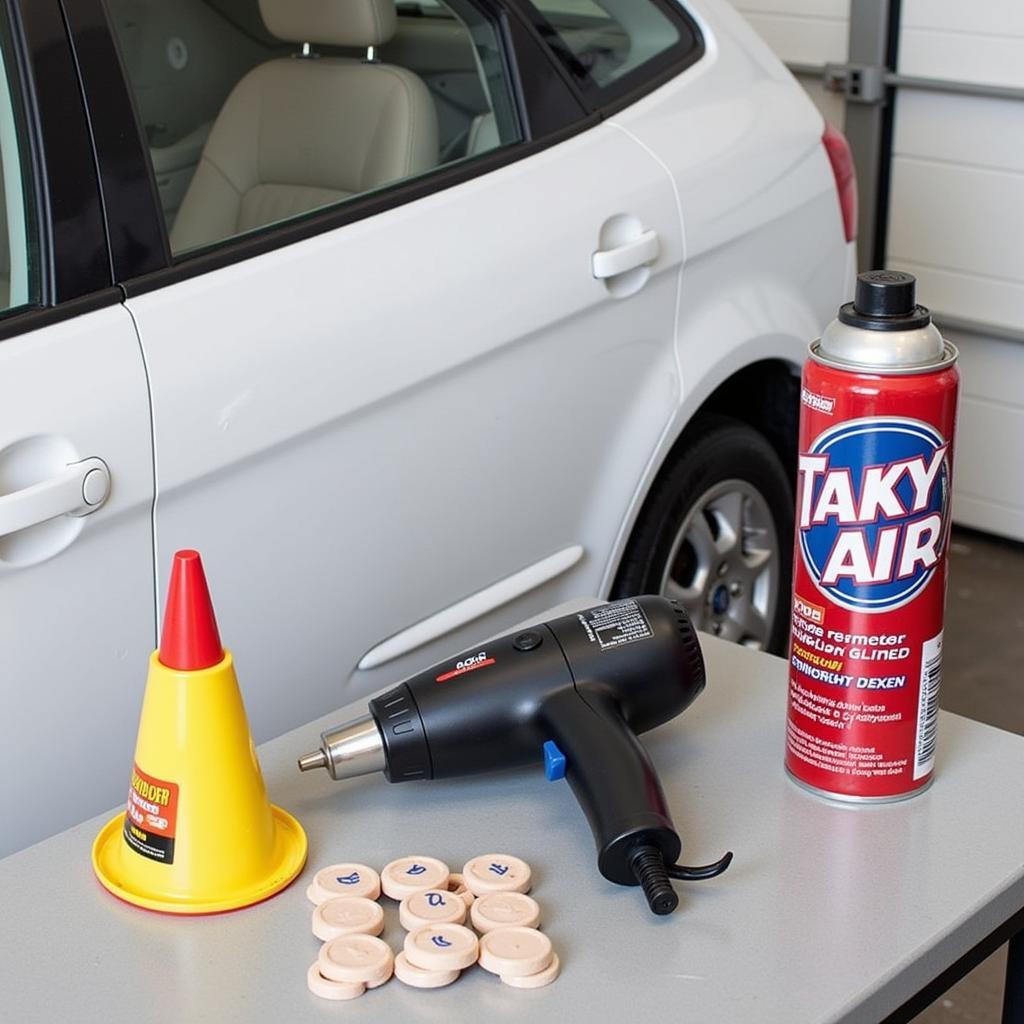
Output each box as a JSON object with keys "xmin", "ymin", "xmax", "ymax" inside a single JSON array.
[{"xmin": 785, "ymin": 271, "xmax": 959, "ymax": 802}]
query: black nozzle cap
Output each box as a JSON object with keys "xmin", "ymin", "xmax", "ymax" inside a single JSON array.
[{"xmin": 838, "ymin": 270, "xmax": 931, "ymax": 331}]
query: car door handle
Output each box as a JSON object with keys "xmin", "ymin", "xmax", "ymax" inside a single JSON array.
[
  {"xmin": 592, "ymin": 229, "xmax": 660, "ymax": 279},
  {"xmin": 0, "ymin": 457, "xmax": 111, "ymax": 538}
]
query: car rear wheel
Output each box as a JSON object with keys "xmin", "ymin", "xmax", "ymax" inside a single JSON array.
[{"xmin": 612, "ymin": 416, "xmax": 794, "ymax": 653}]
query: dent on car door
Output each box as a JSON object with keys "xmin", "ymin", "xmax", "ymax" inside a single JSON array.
[
  {"xmin": 95, "ymin": 0, "xmax": 685, "ymax": 752},
  {"xmin": 0, "ymin": 1, "xmax": 155, "ymax": 856}
]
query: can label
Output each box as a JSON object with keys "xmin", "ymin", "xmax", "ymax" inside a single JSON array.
[{"xmin": 786, "ymin": 360, "xmax": 958, "ymax": 799}]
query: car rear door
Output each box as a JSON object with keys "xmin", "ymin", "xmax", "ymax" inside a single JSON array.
[
  {"xmin": 0, "ymin": 2, "xmax": 155, "ymax": 855},
  {"xmin": 77, "ymin": 0, "xmax": 693, "ymax": 746}
]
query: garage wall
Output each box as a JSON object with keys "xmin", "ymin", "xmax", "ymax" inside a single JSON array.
[
  {"xmin": 884, "ymin": 0, "xmax": 1024, "ymax": 541},
  {"xmin": 729, "ymin": 0, "xmax": 848, "ymax": 127}
]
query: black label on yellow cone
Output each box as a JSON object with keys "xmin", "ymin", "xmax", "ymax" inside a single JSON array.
[{"xmin": 122, "ymin": 762, "xmax": 179, "ymax": 864}]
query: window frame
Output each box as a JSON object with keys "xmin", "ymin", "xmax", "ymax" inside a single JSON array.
[
  {"xmin": 66, "ymin": 0, "xmax": 702, "ymax": 297},
  {"xmin": 69, "ymin": 0, "xmax": 593, "ymax": 294},
  {"xmin": 0, "ymin": 0, "xmax": 119, "ymax": 344},
  {"xmin": 505, "ymin": 0, "xmax": 705, "ymax": 116}
]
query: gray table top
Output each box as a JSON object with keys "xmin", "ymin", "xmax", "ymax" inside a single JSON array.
[{"xmin": 3, "ymin": 631, "xmax": 1024, "ymax": 1024}]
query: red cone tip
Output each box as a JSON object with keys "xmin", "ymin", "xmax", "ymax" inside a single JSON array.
[{"xmin": 158, "ymin": 549, "xmax": 224, "ymax": 671}]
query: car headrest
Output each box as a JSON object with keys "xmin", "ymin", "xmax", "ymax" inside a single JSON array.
[{"xmin": 258, "ymin": 0, "xmax": 397, "ymax": 48}]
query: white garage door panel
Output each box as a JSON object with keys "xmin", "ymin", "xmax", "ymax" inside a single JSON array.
[
  {"xmin": 730, "ymin": 9, "xmax": 848, "ymax": 65},
  {"xmin": 953, "ymin": 397, "xmax": 1024, "ymax": 540},
  {"xmin": 944, "ymin": 330, "xmax": 1024, "ymax": 540},
  {"xmin": 887, "ymin": 160, "xmax": 1024, "ymax": 327},
  {"xmin": 899, "ymin": 32, "xmax": 1024, "ymax": 89},
  {"xmin": 901, "ymin": 0, "xmax": 1024, "ymax": 45},
  {"xmin": 731, "ymin": 0, "xmax": 848, "ymax": 17},
  {"xmin": 893, "ymin": 263, "xmax": 1024, "ymax": 333},
  {"xmin": 892, "ymin": 91, "xmax": 1024, "ymax": 175}
]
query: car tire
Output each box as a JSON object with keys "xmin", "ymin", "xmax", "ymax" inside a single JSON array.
[{"xmin": 612, "ymin": 415, "xmax": 794, "ymax": 654}]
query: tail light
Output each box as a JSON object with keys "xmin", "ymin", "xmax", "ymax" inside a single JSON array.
[{"xmin": 822, "ymin": 122, "xmax": 857, "ymax": 243}]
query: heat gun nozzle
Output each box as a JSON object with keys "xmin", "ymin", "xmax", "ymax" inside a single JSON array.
[
  {"xmin": 297, "ymin": 714, "xmax": 387, "ymax": 781},
  {"xmin": 297, "ymin": 749, "xmax": 328, "ymax": 773}
]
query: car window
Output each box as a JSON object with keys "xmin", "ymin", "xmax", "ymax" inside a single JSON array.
[
  {"xmin": 106, "ymin": 0, "xmax": 522, "ymax": 256},
  {"xmin": 0, "ymin": 16, "xmax": 37, "ymax": 313},
  {"xmin": 523, "ymin": 0, "xmax": 697, "ymax": 97}
]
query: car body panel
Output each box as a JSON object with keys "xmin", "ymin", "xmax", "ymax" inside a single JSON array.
[
  {"xmin": 597, "ymin": 0, "xmax": 855, "ymax": 591},
  {"xmin": 126, "ymin": 120, "xmax": 685, "ymax": 740},
  {"xmin": 0, "ymin": 307, "xmax": 155, "ymax": 855}
]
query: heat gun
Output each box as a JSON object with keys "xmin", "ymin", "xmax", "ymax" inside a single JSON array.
[{"xmin": 298, "ymin": 597, "xmax": 732, "ymax": 915}]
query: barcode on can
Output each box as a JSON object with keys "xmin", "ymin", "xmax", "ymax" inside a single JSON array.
[{"xmin": 913, "ymin": 632, "xmax": 943, "ymax": 780}]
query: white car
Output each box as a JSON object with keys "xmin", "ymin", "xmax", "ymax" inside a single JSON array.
[{"xmin": 0, "ymin": 0, "xmax": 854, "ymax": 854}]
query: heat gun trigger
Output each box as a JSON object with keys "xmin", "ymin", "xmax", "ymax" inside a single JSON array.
[{"xmin": 666, "ymin": 850, "xmax": 734, "ymax": 881}]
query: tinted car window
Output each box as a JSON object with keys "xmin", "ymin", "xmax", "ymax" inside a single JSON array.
[
  {"xmin": 107, "ymin": 0, "xmax": 522, "ymax": 256},
  {"xmin": 0, "ymin": 16, "xmax": 38, "ymax": 313},
  {"xmin": 522, "ymin": 0, "xmax": 701, "ymax": 102}
]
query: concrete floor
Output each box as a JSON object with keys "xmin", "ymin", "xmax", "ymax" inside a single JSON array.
[{"xmin": 913, "ymin": 527, "xmax": 1024, "ymax": 1023}]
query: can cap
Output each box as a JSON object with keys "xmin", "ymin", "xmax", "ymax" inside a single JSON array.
[
  {"xmin": 817, "ymin": 271, "xmax": 949, "ymax": 372},
  {"xmin": 839, "ymin": 271, "xmax": 931, "ymax": 331}
]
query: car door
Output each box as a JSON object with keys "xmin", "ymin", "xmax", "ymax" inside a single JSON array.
[
  {"xmin": 82, "ymin": 0, "xmax": 696, "ymax": 746},
  {"xmin": 0, "ymin": 2, "xmax": 155, "ymax": 856}
]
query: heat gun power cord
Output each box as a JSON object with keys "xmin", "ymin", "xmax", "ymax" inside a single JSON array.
[{"xmin": 629, "ymin": 844, "xmax": 734, "ymax": 916}]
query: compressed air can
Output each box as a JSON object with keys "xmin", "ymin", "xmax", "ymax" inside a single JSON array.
[{"xmin": 785, "ymin": 271, "xmax": 959, "ymax": 802}]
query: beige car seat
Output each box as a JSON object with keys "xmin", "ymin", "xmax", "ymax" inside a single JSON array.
[{"xmin": 170, "ymin": 0, "xmax": 439, "ymax": 253}]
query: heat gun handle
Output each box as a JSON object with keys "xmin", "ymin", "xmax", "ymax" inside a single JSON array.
[{"xmin": 541, "ymin": 687, "xmax": 682, "ymax": 886}]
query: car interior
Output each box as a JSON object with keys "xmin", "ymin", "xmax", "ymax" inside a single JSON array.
[{"xmin": 106, "ymin": 0, "xmax": 526, "ymax": 251}]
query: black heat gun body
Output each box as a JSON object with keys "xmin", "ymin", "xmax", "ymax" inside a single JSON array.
[{"xmin": 299, "ymin": 597, "xmax": 731, "ymax": 915}]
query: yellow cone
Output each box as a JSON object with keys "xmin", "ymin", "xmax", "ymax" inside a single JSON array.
[{"xmin": 92, "ymin": 550, "xmax": 306, "ymax": 913}]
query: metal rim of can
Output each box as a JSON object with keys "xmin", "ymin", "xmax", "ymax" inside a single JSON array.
[
  {"xmin": 808, "ymin": 338, "xmax": 959, "ymax": 376},
  {"xmin": 786, "ymin": 769, "xmax": 935, "ymax": 805}
]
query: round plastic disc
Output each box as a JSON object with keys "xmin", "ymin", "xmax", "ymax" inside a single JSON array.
[
  {"xmin": 447, "ymin": 872, "xmax": 474, "ymax": 909},
  {"xmin": 318, "ymin": 933, "xmax": 394, "ymax": 986},
  {"xmin": 404, "ymin": 923, "xmax": 479, "ymax": 972},
  {"xmin": 502, "ymin": 952, "xmax": 561, "ymax": 989},
  {"xmin": 312, "ymin": 896, "xmax": 385, "ymax": 941},
  {"xmin": 393, "ymin": 951, "xmax": 460, "ymax": 989},
  {"xmin": 307, "ymin": 863, "xmax": 380, "ymax": 904},
  {"xmin": 400, "ymin": 888, "xmax": 467, "ymax": 931},
  {"xmin": 381, "ymin": 856, "xmax": 450, "ymax": 900},
  {"xmin": 478, "ymin": 927, "xmax": 553, "ymax": 978},
  {"xmin": 470, "ymin": 891, "xmax": 541, "ymax": 934},
  {"xmin": 306, "ymin": 963, "xmax": 366, "ymax": 1001},
  {"xmin": 462, "ymin": 854, "xmax": 531, "ymax": 895}
]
